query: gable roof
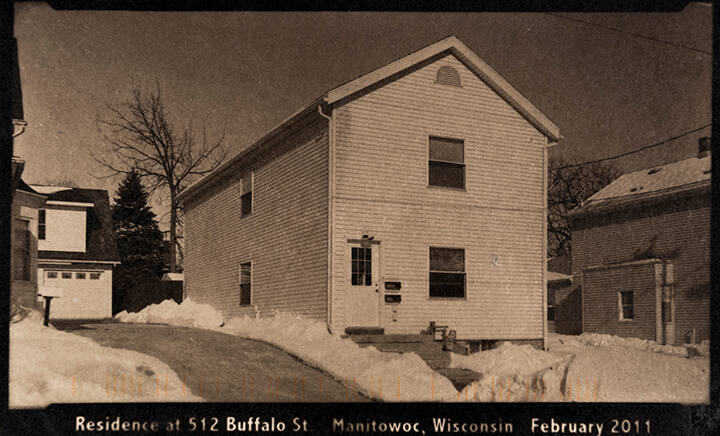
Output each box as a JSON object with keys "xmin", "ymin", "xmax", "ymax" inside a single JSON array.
[
  {"xmin": 30, "ymin": 185, "xmax": 121, "ymax": 263},
  {"xmin": 572, "ymin": 154, "xmax": 711, "ymax": 216},
  {"xmin": 179, "ymin": 36, "xmax": 561, "ymax": 202}
]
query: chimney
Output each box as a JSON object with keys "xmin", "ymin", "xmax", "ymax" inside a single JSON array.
[{"xmin": 698, "ymin": 136, "xmax": 711, "ymax": 158}]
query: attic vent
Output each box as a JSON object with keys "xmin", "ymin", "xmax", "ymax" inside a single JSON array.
[
  {"xmin": 435, "ymin": 65, "xmax": 461, "ymax": 87},
  {"xmin": 647, "ymin": 168, "xmax": 662, "ymax": 175}
]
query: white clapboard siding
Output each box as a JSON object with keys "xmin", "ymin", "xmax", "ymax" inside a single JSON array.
[
  {"xmin": 330, "ymin": 54, "xmax": 546, "ymax": 339},
  {"xmin": 184, "ymin": 122, "xmax": 329, "ymax": 320},
  {"xmin": 38, "ymin": 206, "xmax": 87, "ymax": 252}
]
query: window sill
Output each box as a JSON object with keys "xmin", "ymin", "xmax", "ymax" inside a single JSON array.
[
  {"xmin": 618, "ymin": 319, "xmax": 634, "ymax": 322},
  {"xmin": 428, "ymin": 296, "xmax": 467, "ymax": 301},
  {"xmin": 426, "ymin": 185, "xmax": 467, "ymax": 192}
]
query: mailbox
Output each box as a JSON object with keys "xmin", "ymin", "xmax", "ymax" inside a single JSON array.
[
  {"xmin": 38, "ymin": 286, "xmax": 63, "ymax": 298},
  {"xmin": 384, "ymin": 281, "xmax": 401, "ymax": 291},
  {"xmin": 384, "ymin": 294, "xmax": 401, "ymax": 304}
]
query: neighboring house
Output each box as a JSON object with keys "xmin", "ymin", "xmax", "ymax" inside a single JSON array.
[
  {"xmin": 178, "ymin": 36, "xmax": 561, "ymax": 346},
  {"xmin": 30, "ymin": 185, "xmax": 121, "ymax": 320},
  {"xmin": 10, "ymin": 159, "xmax": 46, "ymax": 309},
  {"xmin": 568, "ymin": 138, "xmax": 711, "ymax": 345}
]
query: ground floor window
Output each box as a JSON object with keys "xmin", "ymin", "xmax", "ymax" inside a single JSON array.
[
  {"xmin": 239, "ymin": 262, "xmax": 251, "ymax": 305},
  {"xmin": 351, "ymin": 247, "xmax": 372, "ymax": 286},
  {"xmin": 619, "ymin": 291, "xmax": 634, "ymax": 320},
  {"xmin": 429, "ymin": 247, "xmax": 465, "ymax": 298},
  {"xmin": 62, "ymin": 272, "xmax": 72, "ymax": 279},
  {"xmin": 90, "ymin": 272, "xmax": 101, "ymax": 280}
]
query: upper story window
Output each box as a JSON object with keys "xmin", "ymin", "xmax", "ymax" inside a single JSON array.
[
  {"xmin": 429, "ymin": 247, "xmax": 465, "ymax": 298},
  {"xmin": 38, "ymin": 209, "xmax": 46, "ymax": 240},
  {"xmin": 241, "ymin": 172, "xmax": 253, "ymax": 216},
  {"xmin": 12, "ymin": 219, "xmax": 31, "ymax": 281},
  {"xmin": 435, "ymin": 65, "xmax": 462, "ymax": 87},
  {"xmin": 428, "ymin": 136, "xmax": 465, "ymax": 189}
]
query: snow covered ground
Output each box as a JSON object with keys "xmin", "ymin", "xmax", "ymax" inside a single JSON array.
[
  {"xmin": 115, "ymin": 299, "xmax": 710, "ymax": 403},
  {"xmin": 10, "ymin": 310, "xmax": 201, "ymax": 408}
]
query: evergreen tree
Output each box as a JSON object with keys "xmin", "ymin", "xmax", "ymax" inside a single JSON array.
[{"xmin": 111, "ymin": 170, "xmax": 166, "ymax": 313}]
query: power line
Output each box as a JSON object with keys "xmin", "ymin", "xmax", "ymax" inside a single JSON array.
[
  {"xmin": 544, "ymin": 13, "xmax": 712, "ymax": 56},
  {"xmin": 556, "ymin": 123, "xmax": 712, "ymax": 170}
]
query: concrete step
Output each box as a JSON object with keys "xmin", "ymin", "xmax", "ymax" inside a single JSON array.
[
  {"xmin": 349, "ymin": 334, "xmax": 435, "ymax": 344},
  {"xmin": 345, "ymin": 326, "xmax": 384, "ymax": 335}
]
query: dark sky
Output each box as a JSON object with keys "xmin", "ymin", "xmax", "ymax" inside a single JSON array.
[{"xmin": 14, "ymin": 3, "xmax": 712, "ymax": 227}]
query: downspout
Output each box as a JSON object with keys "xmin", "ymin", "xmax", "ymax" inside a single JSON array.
[
  {"xmin": 542, "ymin": 140, "xmax": 557, "ymax": 350},
  {"xmin": 318, "ymin": 103, "xmax": 334, "ymax": 334}
]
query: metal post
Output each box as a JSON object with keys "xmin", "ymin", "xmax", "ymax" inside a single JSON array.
[{"xmin": 43, "ymin": 296, "xmax": 52, "ymax": 326}]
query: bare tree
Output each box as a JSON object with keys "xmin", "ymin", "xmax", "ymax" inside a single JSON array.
[
  {"xmin": 93, "ymin": 83, "xmax": 228, "ymax": 272},
  {"xmin": 547, "ymin": 158, "xmax": 620, "ymax": 258}
]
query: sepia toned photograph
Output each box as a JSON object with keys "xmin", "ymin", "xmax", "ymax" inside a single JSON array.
[{"xmin": 7, "ymin": 2, "xmax": 712, "ymax": 411}]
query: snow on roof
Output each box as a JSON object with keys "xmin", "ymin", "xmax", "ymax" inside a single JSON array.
[
  {"xmin": 579, "ymin": 154, "xmax": 711, "ymax": 213},
  {"xmin": 30, "ymin": 185, "xmax": 74, "ymax": 195},
  {"xmin": 162, "ymin": 273, "xmax": 184, "ymax": 281},
  {"xmin": 546, "ymin": 271, "xmax": 572, "ymax": 282}
]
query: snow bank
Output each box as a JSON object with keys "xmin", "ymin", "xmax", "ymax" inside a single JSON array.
[
  {"xmin": 451, "ymin": 342, "xmax": 572, "ymax": 402},
  {"xmin": 115, "ymin": 299, "xmax": 224, "ymax": 329},
  {"xmin": 10, "ymin": 312, "xmax": 201, "ymax": 407},
  {"xmin": 549, "ymin": 333, "xmax": 710, "ymax": 358}
]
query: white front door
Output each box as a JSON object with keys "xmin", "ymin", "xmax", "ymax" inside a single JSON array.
[{"xmin": 344, "ymin": 243, "xmax": 380, "ymax": 327}]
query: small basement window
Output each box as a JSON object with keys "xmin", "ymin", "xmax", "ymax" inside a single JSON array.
[
  {"xmin": 435, "ymin": 65, "xmax": 462, "ymax": 87},
  {"xmin": 619, "ymin": 291, "xmax": 634, "ymax": 320},
  {"xmin": 239, "ymin": 262, "xmax": 252, "ymax": 305},
  {"xmin": 429, "ymin": 247, "xmax": 465, "ymax": 298},
  {"xmin": 429, "ymin": 136, "xmax": 465, "ymax": 189},
  {"xmin": 241, "ymin": 172, "xmax": 253, "ymax": 216}
]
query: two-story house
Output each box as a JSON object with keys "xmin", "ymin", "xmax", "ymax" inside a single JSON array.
[
  {"xmin": 178, "ymin": 36, "xmax": 561, "ymax": 347},
  {"xmin": 30, "ymin": 185, "xmax": 120, "ymax": 320},
  {"xmin": 568, "ymin": 138, "xmax": 711, "ymax": 345}
]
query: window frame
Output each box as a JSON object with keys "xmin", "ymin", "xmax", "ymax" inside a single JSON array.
[
  {"xmin": 61, "ymin": 271, "xmax": 73, "ymax": 279},
  {"xmin": 46, "ymin": 271, "xmax": 58, "ymax": 279},
  {"xmin": 12, "ymin": 218, "xmax": 31, "ymax": 282},
  {"xmin": 350, "ymin": 246, "xmax": 373, "ymax": 286},
  {"xmin": 240, "ymin": 171, "xmax": 253, "ymax": 217},
  {"xmin": 618, "ymin": 290, "xmax": 635, "ymax": 321},
  {"xmin": 89, "ymin": 272, "xmax": 101, "ymax": 280},
  {"xmin": 38, "ymin": 209, "xmax": 46, "ymax": 240},
  {"xmin": 239, "ymin": 261, "xmax": 252, "ymax": 306},
  {"xmin": 428, "ymin": 246, "xmax": 467, "ymax": 299},
  {"xmin": 76, "ymin": 272, "xmax": 86, "ymax": 279},
  {"xmin": 427, "ymin": 135, "xmax": 466, "ymax": 190}
]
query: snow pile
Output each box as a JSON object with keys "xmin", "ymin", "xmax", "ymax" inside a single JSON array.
[
  {"xmin": 115, "ymin": 299, "xmax": 224, "ymax": 329},
  {"xmin": 566, "ymin": 346, "xmax": 709, "ymax": 403},
  {"xmin": 553, "ymin": 333, "xmax": 708, "ymax": 358},
  {"xmin": 451, "ymin": 342, "xmax": 572, "ymax": 402},
  {"xmin": 223, "ymin": 312, "xmax": 458, "ymax": 401},
  {"xmin": 10, "ymin": 314, "xmax": 201, "ymax": 407}
]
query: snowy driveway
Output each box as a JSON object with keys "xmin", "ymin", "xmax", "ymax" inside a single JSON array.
[{"xmin": 61, "ymin": 322, "xmax": 369, "ymax": 402}]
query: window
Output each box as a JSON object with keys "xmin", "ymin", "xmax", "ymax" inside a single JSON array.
[
  {"xmin": 351, "ymin": 247, "xmax": 372, "ymax": 286},
  {"xmin": 241, "ymin": 172, "xmax": 253, "ymax": 216},
  {"xmin": 38, "ymin": 209, "xmax": 46, "ymax": 240},
  {"xmin": 239, "ymin": 262, "xmax": 252, "ymax": 305},
  {"xmin": 547, "ymin": 304, "xmax": 556, "ymax": 321},
  {"xmin": 13, "ymin": 219, "xmax": 31, "ymax": 281},
  {"xmin": 76, "ymin": 272, "xmax": 86, "ymax": 279},
  {"xmin": 435, "ymin": 65, "xmax": 462, "ymax": 87},
  {"xmin": 47, "ymin": 271, "xmax": 58, "ymax": 279},
  {"xmin": 90, "ymin": 272, "xmax": 101, "ymax": 280},
  {"xmin": 619, "ymin": 291, "xmax": 634, "ymax": 320},
  {"xmin": 62, "ymin": 272, "xmax": 72, "ymax": 279},
  {"xmin": 429, "ymin": 136, "xmax": 465, "ymax": 189},
  {"xmin": 429, "ymin": 247, "xmax": 465, "ymax": 298}
]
